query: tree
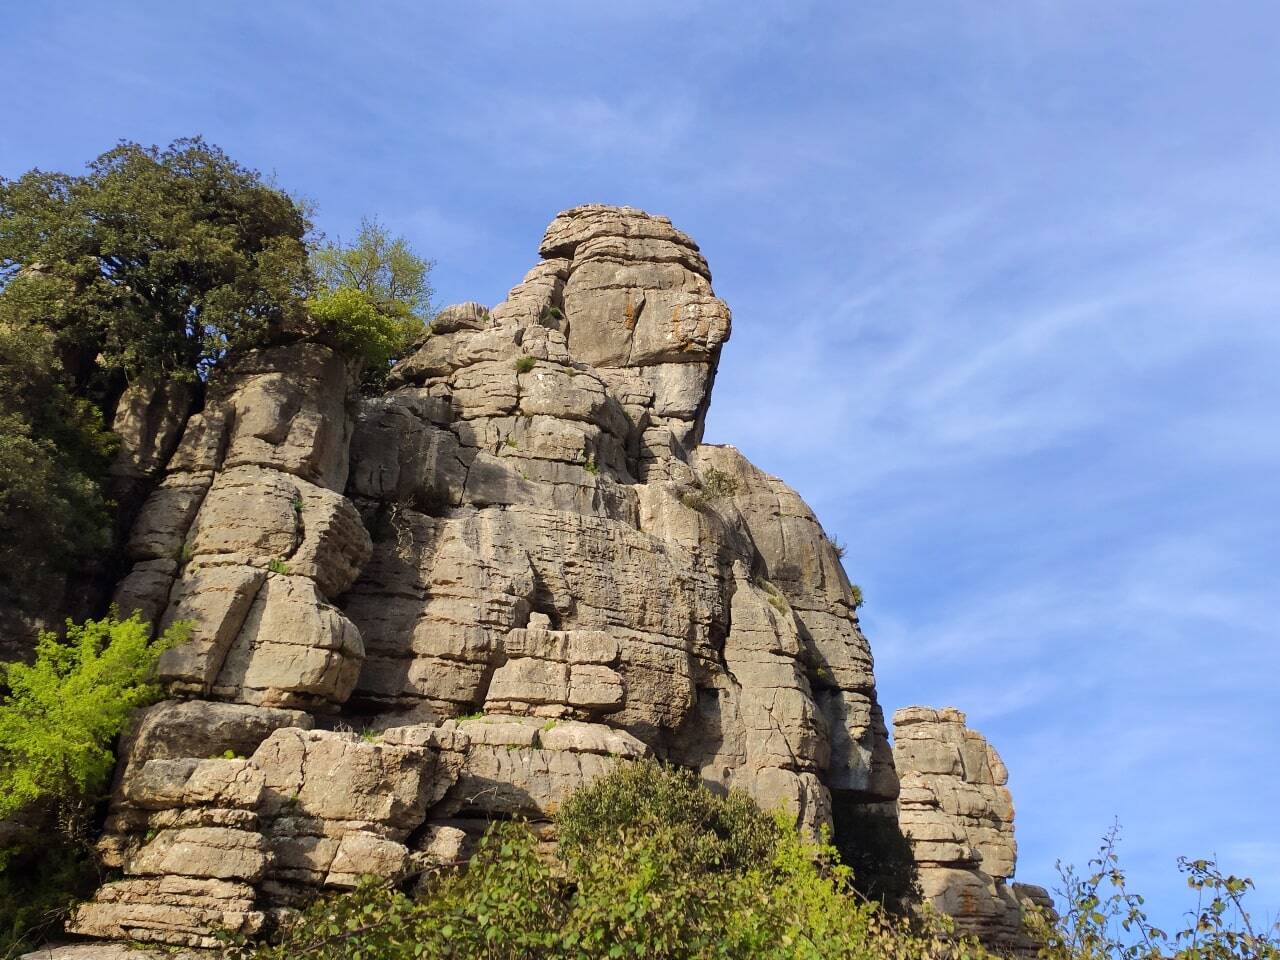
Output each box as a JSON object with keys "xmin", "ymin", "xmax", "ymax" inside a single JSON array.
[
  {"xmin": 0, "ymin": 137, "xmax": 311, "ymax": 386},
  {"xmin": 0, "ymin": 319, "xmax": 115, "ymax": 612},
  {"xmin": 309, "ymin": 218, "xmax": 434, "ymax": 389},
  {"xmin": 0, "ymin": 613, "xmax": 189, "ymax": 954},
  {"xmin": 0, "ymin": 139, "xmax": 312, "ymax": 627},
  {"xmin": 312, "ymin": 217, "xmax": 434, "ymax": 319}
]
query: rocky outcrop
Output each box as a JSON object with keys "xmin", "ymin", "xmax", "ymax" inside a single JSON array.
[
  {"xmin": 893, "ymin": 707, "xmax": 1051, "ymax": 952},
  {"xmin": 65, "ymin": 205, "xmax": 1044, "ymax": 951}
]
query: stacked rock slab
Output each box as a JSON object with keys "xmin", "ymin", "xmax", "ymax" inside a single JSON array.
[
  {"xmin": 69, "ymin": 204, "xmax": 901, "ymax": 948},
  {"xmin": 893, "ymin": 707, "xmax": 1053, "ymax": 953}
]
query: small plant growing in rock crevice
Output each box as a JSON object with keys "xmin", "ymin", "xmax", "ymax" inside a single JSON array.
[
  {"xmin": 583, "ymin": 455, "xmax": 599, "ymax": 476},
  {"xmin": 267, "ymin": 558, "xmax": 290, "ymax": 575},
  {"xmin": 699, "ymin": 466, "xmax": 740, "ymax": 501},
  {"xmin": 514, "ymin": 355, "xmax": 536, "ymax": 374},
  {"xmin": 850, "ymin": 583, "xmax": 864, "ymax": 609}
]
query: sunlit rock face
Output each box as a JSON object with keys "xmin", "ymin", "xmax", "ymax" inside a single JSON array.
[
  {"xmin": 69, "ymin": 205, "xmax": 1036, "ymax": 952},
  {"xmin": 893, "ymin": 707, "xmax": 1053, "ymax": 953}
]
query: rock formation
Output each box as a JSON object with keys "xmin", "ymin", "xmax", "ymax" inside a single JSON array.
[
  {"xmin": 893, "ymin": 707, "xmax": 1053, "ymax": 952},
  {"xmin": 52, "ymin": 204, "xmax": 1044, "ymax": 952}
]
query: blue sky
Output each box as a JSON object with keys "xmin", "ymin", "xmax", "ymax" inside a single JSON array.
[{"xmin": 5, "ymin": 1, "xmax": 1278, "ymax": 931}]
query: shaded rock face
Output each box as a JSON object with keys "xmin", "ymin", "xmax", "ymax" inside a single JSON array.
[
  {"xmin": 73, "ymin": 205, "xmax": 1039, "ymax": 950},
  {"xmin": 893, "ymin": 707, "xmax": 1052, "ymax": 953}
]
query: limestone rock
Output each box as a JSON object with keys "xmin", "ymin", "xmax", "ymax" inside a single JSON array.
[
  {"xmin": 211, "ymin": 575, "xmax": 364, "ymax": 708},
  {"xmin": 69, "ymin": 206, "xmax": 1040, "ymax": 953},
  {"xmin": 893, "ymin": 706, "xmax": 1042, "ymax": 953}
]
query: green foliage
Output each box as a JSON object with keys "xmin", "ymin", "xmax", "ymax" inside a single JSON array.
[
  {"xmin": 312, "ymin": 217, "xmax": 434, "ymax": 321},
  {"xmin": 0, "ymin": 613, "xmax": 190, "ymax": 955},
  {"xmin": 0, "ymin": 137, "xmax": 311, "ymax": 382},
  {"xmin": 583, "ymin": 455, "xmax": 599, "ymax": 475},
  {"xmin": 556, "ymin": 759, "xmax": 779, "ymax": 875},
  {"xmin": 514, "ymin": 355, "xmax": 536, "ymax": 373},
  {"xmin": 1027, "ymin": 824, "xmax": 1280, "ymax": 960},
  {"xmin": 850, "ymin": 583, "xmax": 864, "ymax": 610},
  {"xmin": 680, "ymin": 467, "xmax": 741, "ymax": 512},
  {"xmin": 0, "ymin": 320, "xmax": 115, "ymax": 608},
  {"xmin": 307, "ymin": 286, "xmax": 420, "ymax": 375},
  {"xmin": 310, "ymin": 218, "xmax": 433, "ymax": 390},
  {"xmin": 700, "ymin": 466, "xmax": 741, "ymax": 501},
  {"xmin": 754, "ymin": 576, "xmax": 792, "ymax": 616},
  {"xmin": 267, "ymin": 557, "xmax": 291, "ymax": 575},
  {"xmin": 232, "ymin": 763, "xmax": 992, "ymax": 960},
  {"xmin": 0, "ymin": 612, "xmax": 189, "ymax": 820}
]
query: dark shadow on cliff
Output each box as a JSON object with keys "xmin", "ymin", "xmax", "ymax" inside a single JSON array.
[{"xmin": 830, "ymin": 790, "xmax": 921, "ymax": 913}]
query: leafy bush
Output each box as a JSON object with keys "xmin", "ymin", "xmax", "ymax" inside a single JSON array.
[
  {"xmin": 1026, "ymin": 824, "xmax": 1280, "ymax": 960},
  {"xmin": 0, "ymin": 612, "xmax": 188, "ymax": 820},
  {"xmin": 700, "ymin": 466, "xmax": 741, "ymax": 501},
  {"xmin": 0, "ymin": 612, "xmax": 190, "ymax": 953},
  {"xmin": 233, "ymin": 762, "xmax": 993, "ymax": 960},
  {"xmin": 307, "ymin": 286, "xmax": 420, "ymax": 373},
  {"xmin": 556, "ymin": 759, "xmax": 778, "ymax": 875},
  {"xmin": 514, "ymin": 355, "xmax": 536, "ymax": 373}
]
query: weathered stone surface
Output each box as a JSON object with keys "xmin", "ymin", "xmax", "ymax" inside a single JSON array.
[
  {"xmin": 127, "ymin": 827, "xmax": 270, "ymax": 881},
  {"xmin": 156, "ymin": 564, "xmax": 266, "ymax": 693},
  {"xmin": 893, "ymin": 707, "xmax": 1041, "ymax": 952},
  {"xmin": 107, "ymin": 378, "xmax": 197, "ymax": 511},
  {"xmin": 217, "ymin": 343, "xmax": 354, "ymax": 491},
  {"xmin": 252, "ymin": 727, "xmax": 461, "ymax": 827},
  {"xmin": 72, "ymin": 205, "xmax": 1042, "ymax": 953},
  {"xmin": 124, "ymin": 758, "xmax": 264, "ymax": 810},
  {"xmin": 67, "ymin": 875, "xmax": 263, "ymax": 948},
  {"xmin": 212, "ymin": 575, "xmax": 364, "ymax": 708},
  {"xmin": 433, "ymin": 718, "xmax": 649, "ymax": 818}
]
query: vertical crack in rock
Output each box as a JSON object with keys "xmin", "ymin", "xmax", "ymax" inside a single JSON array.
[{"xmin": 70, "ymin": 204, "xmax": 1042, "ymax": 953}]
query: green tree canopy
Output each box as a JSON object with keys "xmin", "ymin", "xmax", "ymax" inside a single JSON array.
[
  {"xmin": 312, "ymin": 217, "xmax": 434, "ymax": 319},
  {"xmin": 308, "ymin": 217, "xmax": 434, "ymax": 387},
  {"xmin": 0, "ymin": 319, "xmax": 115, "ymax": 604},
  {"xmin": 0, "ymin": 137, "xmax": 311, "ymax": 385}
]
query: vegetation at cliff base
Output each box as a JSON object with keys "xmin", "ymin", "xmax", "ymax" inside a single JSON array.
[
  {"xmin": 0, "ymin": 613, "xmax": 189, "ymax": 954},
  {"xmin": 230, "ymin": 760, "xmax": 988, "ymax": 960},
  {"xmin": 1029, "ymin": 825, "xmax": 1280, "ymax": 960}
]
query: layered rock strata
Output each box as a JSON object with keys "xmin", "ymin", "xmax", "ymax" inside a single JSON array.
[
  {"xmin": 62, "ymin": 204, "xmax": 1040, "ymax": 952},
  {"xmin": 893, "ymin": 707, "xmax": 1052, "ymax": 952}
]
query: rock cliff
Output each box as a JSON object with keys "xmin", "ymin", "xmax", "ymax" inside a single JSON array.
[{"xmin": 59, "ymin": 205, "xmax": 1045, "ymax": 952}]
